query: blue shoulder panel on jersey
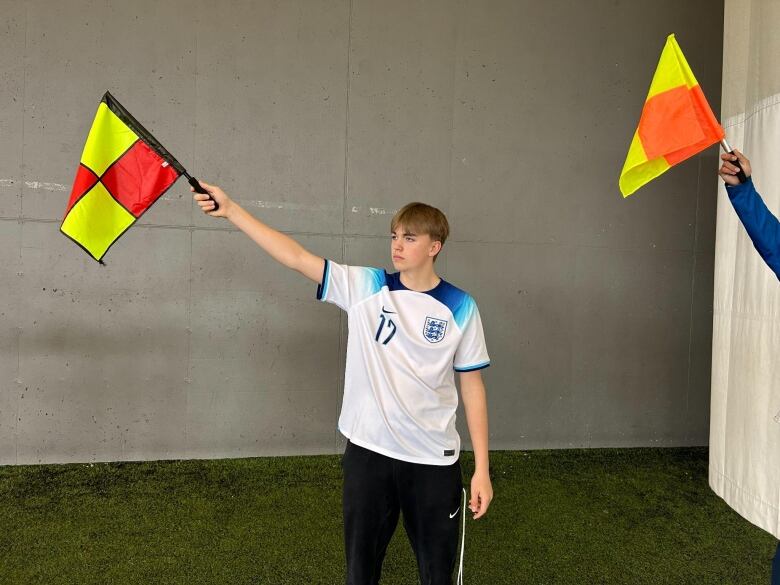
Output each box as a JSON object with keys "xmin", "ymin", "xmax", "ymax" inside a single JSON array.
[
  {"xmin": 386, "ymin": 272, "xmax": 475, "ymax": 328},
  {"xmin": 429, "ymin": 281, "xmax": 475, "ymax": 329},
  {"xmin": 363, "ymin": 267, "xmax": 387, "ymax": 296},
  {"xmin": 316, "ymin": 259, "xmax": 331, "ymax": 301},
  {"xmin": 447, "ymin": 289, "xmax": 476, "ymax": 329}
]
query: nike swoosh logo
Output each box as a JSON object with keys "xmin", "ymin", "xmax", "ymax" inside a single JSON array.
[
  {"xmin": 382, "ymin": 306, "xmax": 397, "ymax": 314},
  {"xmin": 449, "ymin": 507, "xmax": 460, "ymax": 519}
]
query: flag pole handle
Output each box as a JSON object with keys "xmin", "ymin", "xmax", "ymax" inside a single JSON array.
[
  {"xmin": 720, "ymin": 139, "xmax": 748, "ymax": 184},
  {"xmin": 187, "ymin": 175, "xmax": 220, "ymax": 211}
]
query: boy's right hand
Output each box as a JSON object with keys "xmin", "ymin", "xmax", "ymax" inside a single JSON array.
[
  {"xmin": 192, "ymin": 180, "xmax": 233, "ymax": 219},
  {"xmin": 718, "ymin": 150, "xmax": 751, "ymax": 186}
]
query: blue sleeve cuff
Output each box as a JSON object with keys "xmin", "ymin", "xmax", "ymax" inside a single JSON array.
[
  {"xmin": 316, "ymin": 259, "xmax": 330, "ymax": 301},
  {"xmin": 725, "ymin": 176, "xmax": 754, "ymax": 200},
  {"xmin": 455, "ymin": 361, "xmax": 491, "ymax": 372}
]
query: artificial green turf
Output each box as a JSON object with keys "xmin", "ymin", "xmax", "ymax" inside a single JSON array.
[{"xmin": 0, "ymin": 448, "xmax": 774, "ymax": 584}]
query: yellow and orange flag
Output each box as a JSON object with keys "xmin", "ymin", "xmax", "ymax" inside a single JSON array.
[
  {"xmin": 619, "ymin": 34, "xmax": 724, "ymax": 197},
  {"xmin": 61, "ymin": 92, "xmax": 186, "ymax": 262}
]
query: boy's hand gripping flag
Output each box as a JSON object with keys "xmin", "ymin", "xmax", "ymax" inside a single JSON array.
[
  {"xmin": 61, "ymin": 91, "xmax": 214, "ymax": 263},
  {"xmin": 619, "ymin": 34, "xmax": 725, "ymax": 197}
]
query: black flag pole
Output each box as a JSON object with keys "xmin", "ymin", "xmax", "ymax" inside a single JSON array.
[{"xmin": 183, "ymin": 172, "xmax": 218, "ymax": 211}]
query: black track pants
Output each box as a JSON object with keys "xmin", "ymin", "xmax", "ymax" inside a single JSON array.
[{"xmin": 342, "ymin": 440, "xmax": 464, "ymax": 585}]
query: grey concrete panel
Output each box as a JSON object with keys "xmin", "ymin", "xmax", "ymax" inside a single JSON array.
[
  {"xmin": 343, "ymin": 235, "xmax": 390, "ymax": 267},
  {"xmin": 573, "ymin": 157, "xmax": 700, "ymax": 253},
  {"xmin": 186, "ymin": 229, "xmax": 343, "ymax": 456},
  {"xmin": 16, "ymin": 222, "xmax": 190, "ymax": 463},
  {"xmin": 686, "ymin": 252, "xmax": 715, "ymax": 445},
  {"xmin": 570, "ymin": 246, "xmax": 696, "ymax": 447},
  {"xmin": 445, "ymin": 241, "xmax": 579, "ymax": 450},
  {"xmin": 0, "ymin": 220, "xmax": 21, "ymax": 464},
  {"xmin": 450, "ymin": 1, "xmax": 595, "ymax": 247},
  {"xmin": 20, "ymin": 0, "xmax": 198, "ymax": 225},
  {"xmin": 344, "ymin": 0, "xmax": 457, "ymax": 236},
  {"xmin": 695, "ymin": 152, "xmax": 723, "ymax": 256},
  {"xmin": 679, "ymin": 152, "xmax": 720, "ymax": 445},
  {"xmin": 185, "ymin": 387, "xmax": 337, "ymax": 459},
  {"xmin": 192, "ymin": 0, "xmax": 349, "ymax": 236},
  {"xmin": 0, "ymin": 1, "xmax": 25, "ymax": 219}
]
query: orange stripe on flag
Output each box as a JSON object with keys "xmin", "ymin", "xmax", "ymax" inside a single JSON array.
[
  {"xmin": 618, "ymin": 34, "xmax": 724, "ymax": 197},
  {"xmin": 663, "ymin": 85, "xmax": 724, "ymax": 166},
  {"xmin": 639, "ymin": 85, "xmax": 706, "ymax": 159}
]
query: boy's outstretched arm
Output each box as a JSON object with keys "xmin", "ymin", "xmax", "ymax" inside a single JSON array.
[
  {"xmin": 460, "ymin": 369, "xmax": 493, "ymax": 519},
  {"xmin": 193, "ymin": 181, "xmax": 325, "ymax": 283}
]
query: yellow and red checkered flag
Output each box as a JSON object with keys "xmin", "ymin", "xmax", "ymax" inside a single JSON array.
[
  {"xmin": 61, "ymin": 91, "xmax": 212, "ymax": 262},
  {"xmin": 619, "ymin": 34, "xmax": 725, "ymax": 197}
]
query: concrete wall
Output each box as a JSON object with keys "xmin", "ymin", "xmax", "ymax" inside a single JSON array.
[{"xmin": 0, "ymin": 0, "xmax": 724, "ymax": 464}]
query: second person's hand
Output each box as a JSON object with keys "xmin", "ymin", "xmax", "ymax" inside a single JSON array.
[{"xmin": 718, "ymin": 149, "xmax": 752, "ymax": 186}]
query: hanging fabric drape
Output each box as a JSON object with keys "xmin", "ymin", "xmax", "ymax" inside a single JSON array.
[{"xmin": 710, "ymin": 0, "xmax": 780, "ymax": 540}]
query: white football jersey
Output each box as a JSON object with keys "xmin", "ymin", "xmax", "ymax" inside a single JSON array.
[{"xmin": 317, "ymin": 260, "xmax": 490, "ymax": 465}]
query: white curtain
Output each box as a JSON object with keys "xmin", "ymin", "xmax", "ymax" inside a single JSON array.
[{"xmin": 710, "ymin": 0, "xmax": 780, "ymax": 540}]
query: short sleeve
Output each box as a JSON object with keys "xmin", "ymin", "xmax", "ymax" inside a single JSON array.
[
  {"xmin": 316, "ymin": 259, "xmax": 386, "ymax": 311},
  {"xmin": 453, "ymin": 300, "xmax": 490, "ymax": 372}
]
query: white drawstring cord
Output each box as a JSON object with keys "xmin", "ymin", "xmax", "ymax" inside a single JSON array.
[{"xmin": 457, "ymin": 487, "xmax": 466, "ymax": 585}]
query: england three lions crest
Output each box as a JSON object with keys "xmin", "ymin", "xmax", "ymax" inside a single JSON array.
[{"xmin": 423, "ymin": 317, "xmax": 448, "ymax": 343}]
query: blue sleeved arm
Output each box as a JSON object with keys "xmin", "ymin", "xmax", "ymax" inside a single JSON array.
[{"xmin": 726, "ymin": 177, "xmax": 780, "ymax": 280}]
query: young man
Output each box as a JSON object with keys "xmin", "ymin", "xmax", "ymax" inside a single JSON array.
[
  {"xmin": 718, "ymin": 151, "xmax": 780, "ymax": 585},
  {"xmin": 193, "ymin": 184, "xmax": 493, "ymax": 585}
]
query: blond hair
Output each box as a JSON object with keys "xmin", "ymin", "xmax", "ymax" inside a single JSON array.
[{"xmin": 390, "ymin": 202, "xmax": 450, "ymax": 262}]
